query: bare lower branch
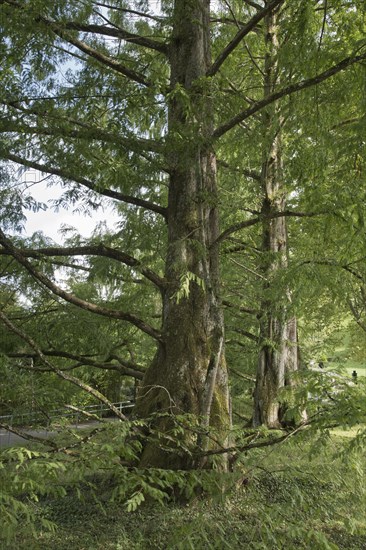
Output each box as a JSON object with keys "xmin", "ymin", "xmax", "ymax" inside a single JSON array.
[
  {"xmin": 64, "ymin": 404, "xmax": 109, "ymax": 422},
  {"xmin": 197, "ymin": 420, "xmax": 309, "ymax": 458},
  {"xmin": 0, "ymin": 423, "xmax": 59, "ymax": 448},
  {"xmin": 230, "ymin": 258, "xmax": 267, "ymax": 281}
]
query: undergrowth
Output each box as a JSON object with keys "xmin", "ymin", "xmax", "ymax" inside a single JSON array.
[{"xmin": 1, "ymin": 427, "xmax": 365, "ymax": 550}]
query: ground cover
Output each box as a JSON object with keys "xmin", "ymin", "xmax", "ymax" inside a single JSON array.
[{"xmin": 3, "ymin": 429, "xmax": 365, "ymax": 550}]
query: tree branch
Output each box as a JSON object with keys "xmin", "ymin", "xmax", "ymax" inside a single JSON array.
[
  {"xmin": 229, "ymin": 366, "xmax": 256, "ymax": 382},
  {"xmin": 0, "ymin": 242, "xmax": 166, "ymax": 289},
  {"xmin": 207, "ymin": 0, "xmax": 285, "ymax": 77},
  {"xmin": 348, "ymin": 300, "xmax": 366, "ymax": 333},
  {"xmin": 1, "ymin": 99, "xmax": 162, "ymax": 153},
  {"xmin": 0, "ymin": 230, "xmax": 162, "ymax": 342},
  {"xmin": 222, "ymin": 299, "xmax": 258, "ymax": 316},
  {"xmin": 0, "ymin": 308, "xmax": 129, "ymax": 420},
  {"xmin": 1, "ymin": 0, "xmax": 152, "ymax": 86},
  {"xmin": 63, "ymin": 21, "xmax": 167, "ymax": 54},
  {"xmin": 215, "ymin": 210, "xmax": 326, "ymax": 245},
  {"xmin": 0, "ymin": 422, "xmax": 59, "ymax": 449},
  {"xmin": 197, "ymin": 420, "xmax": 309, "ymax": 458},
  {"xmin": 53, "ymin": 29, "xmax": 152, "ymax": 86},
  {"xmin": 9, "ymin": 350, "xmax": 145, "ymax": 379},
  {"xmin": 216, "ymin": 217, "xmax": 262, "ymax": 244},
  {"xmin": 217, "ymin": 159, "xmax": 261, "ymax": 181},
  {"xmin": 4, "ymin": 153, "xmax": 167, "ymax": 219},
  {"xmin": 231, "ymin": 327, "xmax": 259, "ymax": 342},
  {"xmin": 94, "ymin": 3, "xmax": 166, "ymax": 24},
  {"xmin": 214, "ymin": 50, "xmax": 366, "ymax": 138},
  {"xmin": 243, "ymin": 1, "xmax": 263, "ymax": 10},
  {"xmin": 298, "ymin": 259, "xmax": 365, "ymax": 283}
]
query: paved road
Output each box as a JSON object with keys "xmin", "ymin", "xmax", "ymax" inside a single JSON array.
[
  {"xmin": 0, "ymin": 421, "xmax": 106, "ymax": 449},
  {"xmin": 0, "ymin": 402, "xmax": 134, "ymax": 449},
  {"xmin": 0, "ymin": 426, "xmax": 60, "ymax": 448}
]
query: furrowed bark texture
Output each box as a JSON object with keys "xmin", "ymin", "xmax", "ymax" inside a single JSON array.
[
  {"xmin": 135, "ymin": 0, "xmax": 230, "ymax": 469},
  {"xmin": 253, "ymin": 7, "xmax": 301, "ymax": 428}
]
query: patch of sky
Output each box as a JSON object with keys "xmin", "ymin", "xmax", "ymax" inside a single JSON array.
[{"xmin": 20, "ymin": 168, "xmax": 119, "ymax": 244}]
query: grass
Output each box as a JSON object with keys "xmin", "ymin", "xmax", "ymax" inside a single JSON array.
[
  {"xmin": 3, "ymin": 429, "xmax": 366, "ymax": 550},
  {"xmin": 330, "ymin": 323, "xmax": 366, "ymax": 377}
]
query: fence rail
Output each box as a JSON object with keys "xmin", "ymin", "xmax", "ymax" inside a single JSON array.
[{"xmin": 0, "ymin": 400, "xmax": 135, "ymax": 428}]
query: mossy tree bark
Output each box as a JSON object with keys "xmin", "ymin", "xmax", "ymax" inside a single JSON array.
[
  {"xmin": 253, "ymin": 6, "xmax": 301, "ymax": 429},
  {"xmin": 135, "ymin": 0, "xmax": 231, "ymax": 469}
]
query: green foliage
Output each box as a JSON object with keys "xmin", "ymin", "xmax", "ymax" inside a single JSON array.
[
  {"xmin": 0, "ymin": 447, "xmax": 65, "ymax": 546},
  {"xmin": 2, "ymin": 433, "xmax": 366, "ymax": 549},
  {"xmin": 0, "ymin": 415, "xmax": 235, "ymax": 547},
  {"xmin": 172, "ymin": 271, "xmax": 206, "ymax": 304},
  {"xmin": 0, "ymin": 3, "xmax": 366, "ymax": 547},
  {"xmin": 166, "ymin": 83, "xmax": 192, "ymax": 118},
  {"xmin": 0, "ymin": 165, "xmax": 47, "ymax": 232}
]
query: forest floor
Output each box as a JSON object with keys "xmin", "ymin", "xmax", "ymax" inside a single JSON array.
[{"xmin": 5, "ymin": 428, "xmax": 366, "ymax": 550}]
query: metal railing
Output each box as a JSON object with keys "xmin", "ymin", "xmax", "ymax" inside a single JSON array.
[{"xmin": 0, "ymin": 400, "xmax": 135, "ymax": 428}]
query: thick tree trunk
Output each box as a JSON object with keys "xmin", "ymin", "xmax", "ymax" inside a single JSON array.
[
  {"xmin": 253, "ymin": 7, "xmax": 301, "ymax": 428},
  {"xmin": 135, "ymin": 0, "xmax": 230, "ymax": 469}
]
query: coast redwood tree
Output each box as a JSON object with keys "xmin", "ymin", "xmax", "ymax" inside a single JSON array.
[
  {"xmin": 210, "ymin": 0, "xmax": 365, "ymax": 428},
  {"xmin": 1, "ymin": 0, "xmax": 365, "ymax": 468},
  {"xmin": 135, "ymin": 0, "xmax": 231, "ymax": 467},
  {"xmin": 0, "ymin": 0, "xmax": 234, "ymax": 470},
  {"xmin": 253, "ymin": 7, "xmax": 300, "ymax": 428}
]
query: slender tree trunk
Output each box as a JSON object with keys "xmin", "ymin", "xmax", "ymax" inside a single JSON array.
[
  {"xmin": 253, "ymin": 6, "xmax": 301, "ymax": 428},
  {"xmin": 135, "ymin": 0, "xmax": 230, "ymax": 469}
]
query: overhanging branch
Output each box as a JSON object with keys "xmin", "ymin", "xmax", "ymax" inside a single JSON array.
[
  {"xmin": 0, "ymin": 308, "xmax": 129, "ymax": 420},
  {"xmin": 207, "ymin": 0, "xmax": 285, "ymax": 77},
  {"xmin": 1, "ymin": 99, "xmax": 162, "ymax": 153},
  {"xmin": 4, "ymin": 153, "xmax": 167, "ymax": 219},
  {"xmin": 0, "ymin": 242, "xmax": 166, "ymax": 289},
  {"xmin": 298, "ymin": 259, "xmax": 365, "ymax": 283},
  {"xmin": 54, "ymin": 29, "xmax": 152, "ymax": 86},
  {"xmin": 1, "ymin": 0, "xmax": 153, "ymax": 86},
  {"xmin": 0, "ymin": 229, "xmax": 162, "ymax": 342},
  {"xmin": 63, "ymin": 21, "xmax": 167, "ymax": 54},
  {"xmin": 214, "ymin": 50, "xmax": 366, "ymax": 138}
]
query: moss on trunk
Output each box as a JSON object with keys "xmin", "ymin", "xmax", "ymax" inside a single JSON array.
[
  {"xmin": 253, "ymin": 9, "xmax": 301, "ymax": 429},
  {"xmin": 135, "ymin": 0, "xmax": 231, "ymax": 470}
]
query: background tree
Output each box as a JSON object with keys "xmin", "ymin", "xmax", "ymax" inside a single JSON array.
[{"xmin": 213, "ymin": 0, "xmax": 366, "ymax": 427}]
